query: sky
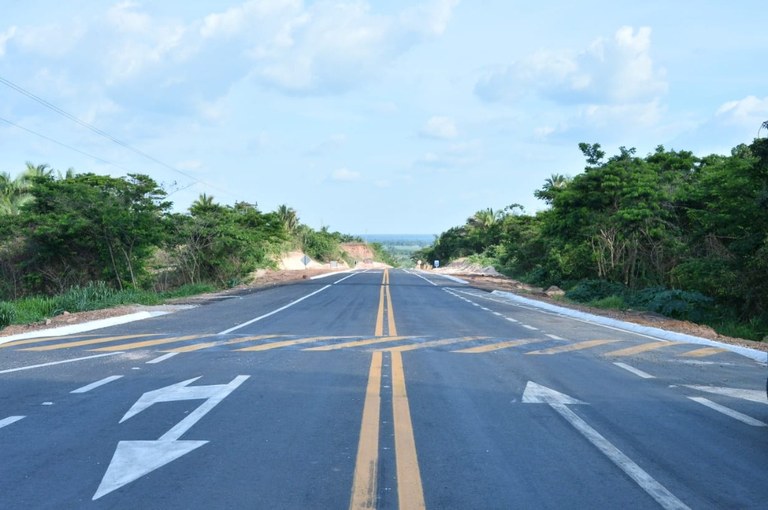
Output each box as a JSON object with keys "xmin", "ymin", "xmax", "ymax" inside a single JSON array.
[{"xmin": 1, "ymin": 1, "xmax": 767, "ymax": 235}]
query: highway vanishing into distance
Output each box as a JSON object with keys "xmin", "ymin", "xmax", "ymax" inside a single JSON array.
[{"xmin": 1, "ymin": 269, "xmax": 767, "ymax": 509}]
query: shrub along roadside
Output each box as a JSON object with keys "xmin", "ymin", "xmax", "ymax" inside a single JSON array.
[{"xmin": 0, "ymin": 281, "xmax": 215, "ymax": 327}]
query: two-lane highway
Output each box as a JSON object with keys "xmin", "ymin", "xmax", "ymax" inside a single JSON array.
[{"xmin": 1, "ymin": 269, "xmax": 767, "ymax": 508}]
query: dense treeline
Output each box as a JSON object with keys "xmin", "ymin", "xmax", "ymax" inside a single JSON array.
[
  {"xmin": 415, "ymin": 138, "xmax": 768, "ymax": 340},
  {"xmin": 0, "ymin": 165, "xmax": 357, "ymax": 304}
]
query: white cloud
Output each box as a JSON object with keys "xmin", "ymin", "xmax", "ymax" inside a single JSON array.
[
  {"xmin": 417, "ymin": 140, "xmax": 480, "ymax": 169},
  {"xmin": 421, "ymin": 116, "xmax": 458, "ymax": 139},
  {"xmin": 305, "ymin": 134, "xmax": 347, "ymax": 156},
  {"xmin": 330, "ymin": 167, "xmax": 361, "ymax": 182},
  {"xmin": 0, "ymin": 26, "xmax": 17, "ymax": 57},
  {"xmin": 716, "ymin": 96, "xmax": 768, "ymax": 126},
  {"xmin": 476, "ymin": 26, "xmax": 667, "ymax": 106},
  {"xmin": 249, "ymin": 0, "xmax": 460, "ymax": 94}
]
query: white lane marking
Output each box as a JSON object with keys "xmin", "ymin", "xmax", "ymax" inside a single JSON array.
[
  {"xmin": 333, "ymin": 272, "xmax": 360, "ymax": 284},
  {"xmin": 218, "ymin": 285, "xmax": 332, "ymax": 335},
  {"xmin": 556, "ymin": 403, "xmax": 690, "ymax": 510},
  {"xmin": 146, "ymin": 352, "xmax": 178, "ymax": 364},
  {"xmin": 684, "ymin": 385, "xmax": 767, "ymax": 404},
  {"xmin": 523, "ymin": 382, "xmax": 690, "ymax": 510},
  {"xmin": 522, "ymin": 325, "xmax": 538, "ymax": 331},
  {"xmin": 493, "ymin": 312, "xmax": 503, "ymax": 316},
  {"xmin": 0, "ymin": 352, "xmax": 124, "ymax": 374},
  {"xmin": 0, "ymin": 416, "xmax": 25, "ymax": 429},
  {"xmin": 71, "ymin": 375, "xmax": 124, "ymax": 394},
  {"xmin": 613, "ymin": 362, "xmax": 655, "ymax": 379},
  {"xmin": 410, "ymin": 271, "xmax": 438, "ymax": 286},
  {"xmin": 506, "ymin": 318, "xmax": 518, "ymax": 323},
  {"xmin": 546, "ymin": 334, "xmax": 564, "ymax": 340},
  {"xmin": 688, "ymin": 397, "xmax": 767, "ymax": 427},
  {"xmin": 452, "ymin": 289, "xmax": 675, "ymax": 342}
]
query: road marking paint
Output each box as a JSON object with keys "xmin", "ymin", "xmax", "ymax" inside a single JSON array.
[
  {"xmin": 613, "ymin": 362, "xmax": 655, "ymax": 379},
  {"xmin": 554, "ymin": 403, "xmax": 690, "ymax": 510},
  {"xmin": 493, "ymin": 312, "xmax": 503, "ymax": 316},
  {"xmin": 680, "ymin": 347, "xmax": 725, "ymax": 357},
  {"xmin": 375, "ymin": 269, "xmax": 397, "ymax": 337},
  {"xmin": 545, "ymin": 334, "xmax": 564, "ymax": 340},
  {"xmin": 0, "ymin": 416, "xmax": 25, "ymax": 429},
  {"xmin": 688, "ymin": 397, "xmax": 767, "ymax": 427},
  {"xmin": 349, "ymin": 352, "xmax": 383, "ymax": 510},
  {"xmin": 146, "ymin": 352, "xmax": 178, "ymax": 364},
  {"xmin": 527, "ymin": 339, "xmax": 619, "ymax": 355},
  {"xmin": 19, "ymin": 334, "xmax": 159, "ymax": 351},
  {"xmin": 218, "ymin": 284, "xmax": 333, "ymax": 335},
  {"xmin": 521, "ymin": 325, "xmax": 538, "ymax": 331},
  {"xmin": 391, "ymin": 351, "xmax": 426, "ymax": 510},
  {"xmin": 0, "ymin": 334, "xmax": 96, "ymax": 349},
  {"xmin": 604, "ymin": 342, "xmax": 671, "ymax": 357},
  {"xmin": 684, "ymin": 385, "xmax": 768, "ymax": 404},
  {"xmin": 90, "ymin": 335, "xmax": 206, "ymax": 352},
  {"xmin": 237, "ymin": 336, "xmax": 356, "ymax": 352},
  {"xmin": 382, "ymin": 336, "xmax": 487, "ymax": 352},
  {"xmin": 454, "ymin": 338, "xmax": 542, "ymax": 353},
  {"xmin": 506, "ymin": 318, "xmax": 518, "ymax": 323},
  {"xmin": 162, "ymin": 334, "xmax": 284, "ymax": 353},
  {"xmin": 71, "ymin": 375, "xmax": 124, "ymax": 394},
  {"xmin": 0, "ymin": 352, "xmax": 124, "ymax": 374},
  {"xmin": 304, "ymin": 336, "xmax": 418, "ymax": 352}
]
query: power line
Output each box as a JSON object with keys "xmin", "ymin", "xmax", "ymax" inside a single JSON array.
[
  {"xmin": 0, "ymin": 115, "xmax": 133, "ymax": 173},
  {"xmin": 0, "ymin": 74, "xmax": 242, "ymax": 202}
]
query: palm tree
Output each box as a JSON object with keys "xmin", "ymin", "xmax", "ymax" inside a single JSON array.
[
  {"xmin": 534, "ymin": 173, "xmax": 571, "ymax": 204},
  {"xmin": 190, "ymin": 193, "xmax": 218, "ymax": 215},
  {"xmin": 0, "ymin": 170, "xmax": 33, "ymax": 215},
  {"xmin": 276, "ymin": 204, "xmax": 300, "ymax": 235}
]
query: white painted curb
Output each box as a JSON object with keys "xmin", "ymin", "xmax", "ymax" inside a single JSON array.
[
  {"xmin": 492, "ymin": 290, "xmax": 768, "ymax": 364},
  {"xmin": 0, "ymin": 311, "xmax": 169, "ymax": 345}
]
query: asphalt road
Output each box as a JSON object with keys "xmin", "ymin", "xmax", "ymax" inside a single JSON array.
[{"xmin": 1, "ymin": 269, "xmax": 767, "ymax": 509}]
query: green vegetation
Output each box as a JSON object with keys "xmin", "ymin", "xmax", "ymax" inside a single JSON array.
[
  {"xmin": 415, "ymin": 138, "xmax": 768, "ymax": 341},
  {"xmin": 362, "ymin": 235, "xmax": 434, "ymax": 267},
  {"xmin": 0, "ymin": 168, "xmax": 359, "ymax": 326}
]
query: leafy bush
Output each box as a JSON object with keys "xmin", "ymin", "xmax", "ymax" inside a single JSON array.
[
  {"xmin": 590, "ymin": 295, "xmax": 628, "ymax": 310},
  {"xmin": 0, "ymin": 302, "xmax": 15, "ymax": 328},
  {"xmin": 642, "ymin": 289, "xmax": 714, "ymax": 322},
  {"xmin": 565, "ymin": 280, "xmax": 627, "ymax": 303}
]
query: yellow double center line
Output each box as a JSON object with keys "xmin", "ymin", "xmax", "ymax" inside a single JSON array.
[
  {"xmin": 349, "ymin": 269, "xmax": 425, "ymax": 509},
  {"xmin": 374, "ymin": 269, "xmax": 397, "ymax": 337}
]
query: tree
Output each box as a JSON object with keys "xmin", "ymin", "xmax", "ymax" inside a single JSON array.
[{"xmin": 23, "ymin": 173, "xmax": 171, "ymax": 291}]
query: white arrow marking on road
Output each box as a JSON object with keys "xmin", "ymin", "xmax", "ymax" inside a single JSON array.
[
  {"xmin": 684, "ymin": 385, "xmax": 768, "ymax": 404},
  {"xmin": 522, "ymin": 382, "xmax": 690, "ymax": 510},
  {"xmin": 94, "ymin": 375, "xmax": 249, "ymax": 500},
  {"xmin": 93, "ymin": 440, "xmax": 208, "ymax": 500}
]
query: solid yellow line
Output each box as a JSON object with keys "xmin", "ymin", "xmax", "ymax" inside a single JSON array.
[
  {"xmin": 383, "ymin": 336, "xmax": 487, "ymax": 353},
  {"xmin": 90, "ymin": 334, "xmax": 206, "ymax": 351},
  {"xmin": 527, "ymin": 339, "xmax": 618, "ymax": 355},
  {"xmin": 453, "ymin": 338, "xmax": 542, "ymax": 354},
  {"xmin": 391, "ymin": 351, "xmax": 426, "ymax": 510},
  {"xmin": 304, "ymin": 336, "xmax": 418, "ymax": 352},
  {"xmin": 375, "ymin": 285, "xmax": 385, "ymax": 337},
  {"xmin": 163, "ymin": 335, "xmax": 284, "ymax": 353},
  {"xmin": 0, "ymin": 335, "xmax": 97, "ymax": 349},
  {"xmin": 20, "ymin": 334, "xmax": 160, "ymax": 351},
  {"xmin": 237, "ymin": 336, "xmax": 357, "ymax": 352},
  {"xmin": 385, "ymin": 283, "xmax": 397, "ymax": 337},
  {"xmin": 349, "ymin": 352, "xmax": 383, "ymax": 510},
  {"xmin": 603, "ymin": 342, "xmax": 671, "ymax": 357},
  {"xmin": 680, "ymin": 347, "xmax": 725, "ymax": 357}
]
